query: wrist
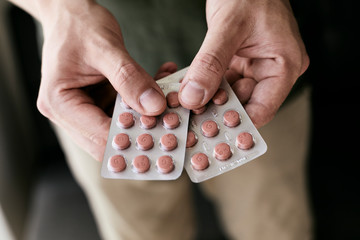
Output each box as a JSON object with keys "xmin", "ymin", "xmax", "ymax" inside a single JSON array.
[{"xmin": 35, "ymin": 0, "xmax": 96, "ymax": 29}]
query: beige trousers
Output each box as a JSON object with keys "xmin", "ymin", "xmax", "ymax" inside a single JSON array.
[{"xmin": 53, "ymin": 88, "xmax": 312, "ymax": 240}]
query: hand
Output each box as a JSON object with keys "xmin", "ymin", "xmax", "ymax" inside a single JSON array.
[
  {"xmin": 35, "ymin": 0, "xmax": 169, "ymax": 160},
  {"xmin": 179, "ymin": 0, "xmax": 309, "ymax": 128}
]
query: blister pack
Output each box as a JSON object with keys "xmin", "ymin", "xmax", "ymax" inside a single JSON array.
[
  {"xmin": 184, "ymin": 78, "xmax": 267, "ymax": 183},
  {"xmin": 101, "ymin": 82, "xmax": 190, "ymax": 180}
]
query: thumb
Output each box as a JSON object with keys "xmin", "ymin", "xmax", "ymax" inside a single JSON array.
[
  {"xmin": 179, "ymin": 29, "xmax": 238, "ymax": 109},
  {"xmin": 93, "ymin": 47, "xmax": 166, "ymax": 116}
]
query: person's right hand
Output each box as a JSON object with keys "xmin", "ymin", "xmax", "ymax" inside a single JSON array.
[{"xmin": 33, "ymin": 0, "xmax": 167, "ymax": 160}]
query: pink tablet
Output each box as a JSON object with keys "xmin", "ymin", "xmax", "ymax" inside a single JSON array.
[
  {"xmin": 191, "ymin": 153, "xmax": 209, "ymax": 171},
  {"xmin": 212, "ymin": 88, "xmax": 228, "ymax": 105},
  {"xmin": 186, "ymin": 131, "xmax": 198, "ymax": 148},
  {"xmin": 113, "ymin": 133, "xmax": 131, "ymax": 150},
  {"xmin": 223, "ymin": 110, "xmax": 240, "ymax": 128},
  {"xmin": 157, "ymin": 155, "xmax": 174, "ymax": 174},
  {"xmin": 166, "ymin": 91, "xmax": 180, "ymax": 108},
  {"xmin": 136, "ymin": 133, "xmax": 154, "ymax": 151},
  {"xmin": 160, "ymin": 133, "xmax": 178, "ymax": 151},
  {"xmin": 133, "ymin": 155, "xmax": 150, "ymax": 173},
  {"xmin": 140, "ymin": 115, "xmax": 157, "ymax": 129},
  {"xmin": 163, "ymin": 112, "xmax": 180, "ymax": 129},
  {"xmin": 201, "ymin": 120, "xmax": 219, "ymax": 137},
  {"xmin": 236, "ymin": 132, "xmax": 254, "ymax": 150},
  {"xmin": 214, "ymin": 142, "xmax": 232, "ymax": 161},
  {"xmin": 108, "ymin": 155, "xmax": 127, "ymax": 172},
  {"xmin": 118, "ymin": 112, "xmax": 134, "ymax": 129}
]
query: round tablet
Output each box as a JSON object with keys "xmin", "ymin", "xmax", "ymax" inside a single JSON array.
[
  {"xmin": 186, "ymin": 131, "xmax": 198, "ymax": 148},
  {"xmin": 236, "ymin": 132, "xmax": 254, "ymax": 150},
  {"xmin": 133, "ymin": 155, "xmax": 150, "ymax": 173},
  {"xmin": 136, "ymin": 133, "xmax": 154, "ymax": 151},
  {"xmin": 163, "ymin": 112, "xmax": 180, "ymax": 129},
  {"xmin": 201, "ymin": 120, "xmax": 219, "ymax": 137},
  {"xmin": 160, "ymin": 133, "xmax": 178, "ymax": 151},
  {"xmin": 112, "ymin": 133, "xmax": 131, "ymax": 150},
  {"xmin": 118, "ymin": 112, "xmax": 134, "ymax": 128},
  {"xmin": 157, "ymin": 155, "xmax": 174, "ymax": 174},
  {"xmin": 166, "ymin": 91, "xmax": 180, "ymax": 108},
  {"xmin": 191, "ymin": 105, "xmax": 207, "ymax": 115},
  {"xmin": 223, "ymin": 110, "xmax": 240, "ymax": 128},
  {"xmin": 212, "ymin": 88, "xmax": 228, "ymax": 105},
  {"xmin": 108, "ymin": 155, "xmax": 126, "ymax": 172},
  {"xmin": 191, "ymin": 153, "xmax": 209, "ymax": 171},
  {"xmin": 214, "ymin": 142, "xmax": 232, "ymax": 161},
  {"xmin": 140, "ymin": 115, "xmax": 157, "ymax": 129}
]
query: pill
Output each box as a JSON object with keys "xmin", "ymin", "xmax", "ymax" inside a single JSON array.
[
  {"xmin": 214, "ymin": 142, "xmax": 232, "ymax": 161},
  {"xmin": 118, "ymin": 112, "xmax": 134, "ymax": 128},
  {"xmin": 140, "ymin": 115, "xmax": 157, "ymax": 129},
  {"xmin": 163, "ymin": 112, "xmax": 180, "ymax": 129},
  {"xmin": 133, "ymin": 155, "xmax": 150, "ymax": 173},
  {"xmin": 186, "ymin": 131, "xmax": 198, "ymax": 148},
  {"xmin": 191, "ymin": 153, "xmax": 209, "ymax": 171},
  {"xmin": 136, "ymin": 133, "xmax": 154, "ymax": 150},
  {"xmin": 166, "ymin": 91, "xmax": 180, "ymax": 108},
  {"xmin": 108, "ymin": 155, "xmax": 126, "ymax": 172},
  {"xmin": 157, "ymin": 155, "xmax": 174, "ymax": 174},
  {"xmin": 191, "ymin": 105, "xmax": 207, "ymax": 115},
  {"xmin": 212, "ymin": 88, "xmax": 228, "ymax": 105},
  {"xmin": 236, "ymin": 132, "xmax": 254, "ymax": 150},
  {"xmin": 112, "ymin": 133, "xmax": 131, "ymax": 150},
  {"xmin": 223, "ymin": 110, "xmax": 240, "ymax": 128},
  {"xmin": 201, "ymin": 120, "xmax": 219, "ymax": 137},
  {"xmin": 160, "ymin": 133, "xmax": 178, "ymax": 151}
]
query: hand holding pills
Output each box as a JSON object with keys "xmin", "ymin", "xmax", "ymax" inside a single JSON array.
[
  {"xmin": 102, "ymin": 68, "xmax": 267, "ymax": 182},
  {"xmin": 102, "ymin": 82, "xmax": 190, "ymax": 180},
  {"xmin": 179, "ymin": 0, "xmax": 309, "ymax": 129}
]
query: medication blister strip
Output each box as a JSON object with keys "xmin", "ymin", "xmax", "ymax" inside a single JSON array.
[
  {"xmin": 184, "ymin": 79, "xmax": 267, "ymax": 183},
  {"xmin": 101, "ymin": 82, "xmax": 190, "ymax": 180}
]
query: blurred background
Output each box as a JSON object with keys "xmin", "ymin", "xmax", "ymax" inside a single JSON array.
[{"xmin": 1, "ymin": 0, "xmax": 359, "ymax": 239}]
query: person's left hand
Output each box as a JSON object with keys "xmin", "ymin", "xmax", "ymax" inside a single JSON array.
[{"xmin": 179, "ymin": 0, "xmax": 309, "ymax": 128}]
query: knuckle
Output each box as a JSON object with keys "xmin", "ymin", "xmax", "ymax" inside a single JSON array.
[
  {"xmin": 36, "ymin": 93, "xmax": 52, "ymax": 118},
  {"xmin": 112, "ymin": 62, "xmax": 138, "ymax": 88},
  {"xmin": 194, "ymin": 52, "xmax": 224, "ymax": 77},
  {"xmin": 246, "ymin": 102, "xmax": 276, "ymax": 129},
  {"xmin": 300, "ymin": 54, "xmax": 310, "ymax": 75},
  {"xmin": 89, "ymin": 131, "xmax": 108, "ymax": 147},
  {"xmin": 36, "ymin": 79, "xmax": 62, "ymax": 120}
]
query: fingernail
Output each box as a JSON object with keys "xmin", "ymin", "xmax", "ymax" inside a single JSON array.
[
  {"xmin": 181, "ymin": 81, "xmax": 204, "ymax": 106},
  {"xmin": 140, "ymin": 88, "xmax": 165, "ymax": 113}
]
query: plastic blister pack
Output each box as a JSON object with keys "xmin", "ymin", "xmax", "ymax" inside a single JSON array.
[
  {"xmin": 184, "ymin": 79, "xmax": 267, "ymax": 183},
  {"xmin": 102, "ymin": 67, "xmax": 266, "ymax": 182},
  {"xmin": 101, "ymin": 82, "xmax": 190, "ymax": 180}
]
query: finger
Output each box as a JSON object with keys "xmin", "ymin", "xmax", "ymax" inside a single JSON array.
[
  {"xmin": 229, "ymin": 54, "xmax": 297, "ymax": 128},
  {"xmin": 154, "ymin": 72, "xmax": 173, "ymax": 81},
  {"xmin": 90, "ymin": 45, "xmax": 166, "ymax": 116},
  {"xmin": 231, "ymin": 77, "xmax": 257, "ymax": 105},
  {"xmin": 244, "ymin": 76, "xmax": 292, "ymax": 128},
  {"xmin": 224, "ymin": 68, "xmax": 242, "ymax": 86},
  {"xmin": 37, "ymin": 87, "xmax": 111, "ymax": 161},
  {"xmin": 154, "ymin": 62, "xmax": 178, "ymax": 80},
  {"xmin": 154, "ymin": 62, "xmax": 178, "ymax": 79},
  {"xmin": 179, "ymin": 30, "xmax": 237, "ymax": 109}
]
